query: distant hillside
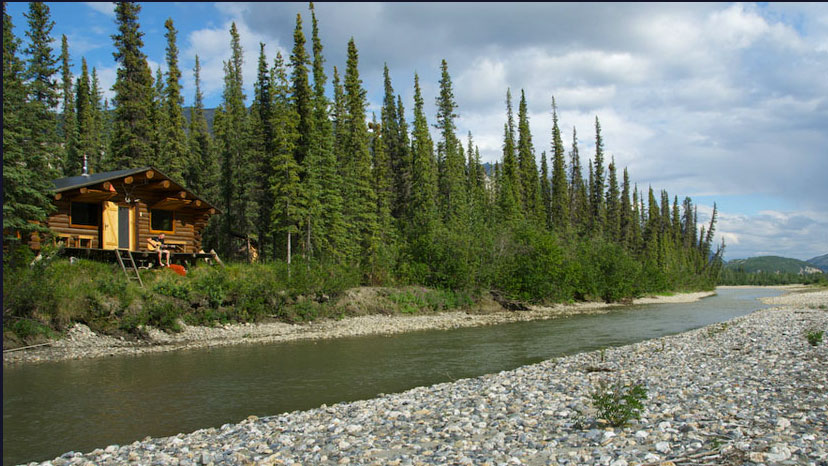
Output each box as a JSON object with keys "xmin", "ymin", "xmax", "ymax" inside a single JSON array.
[
  {"xmin": 183, "ymin": 107, "xmax": 216, "ymax": 135},
  {"xmin": 807, "ymin": 253, "xmax": 828, "ymax": 273},
  {"xmin": 725, "ymin": 255, "xmax": 823, "ymax": 275}
]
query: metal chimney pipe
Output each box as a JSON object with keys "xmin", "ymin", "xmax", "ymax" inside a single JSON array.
[{"xmin": 82, "ymin": 154, "xmax": 89, "ymax": 176}]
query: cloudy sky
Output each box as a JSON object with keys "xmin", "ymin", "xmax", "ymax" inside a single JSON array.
[{"xmin": 7, "ymin": 2, "xmax": 828, "ymax": 261}]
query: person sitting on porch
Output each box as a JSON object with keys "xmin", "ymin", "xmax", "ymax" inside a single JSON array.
[{"xmin": 152, "ymin": 233, "xmax": 172, "ymax": 267}]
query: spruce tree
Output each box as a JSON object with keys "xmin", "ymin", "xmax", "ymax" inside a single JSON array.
[
  {"xmin": 215, "ymin": 22, "xmax": 251, "ymax": 255},
  {"xmin": 251, "ymin": 43, "xmax": 275, "ymax": 258},
  {"xmin": 605, "ymin": 157, "xmax": 620, "ymax": 242},
  {"xmin": 332, "ymin": 66, "xmax": 346, "ymax": 169},
  {"xmin": 149, "ymin": 66, "xmax": 166, "ymax": 167},
  {"xmin": 434, "ymin": 59, "xmax": 466, "ymax": 224},
  {"xmin": 342, "ymin": 38, "xmax": 378, "ymax": 272},
  {"xmin": 568, "ymin": 127, "xmax": 588, "ymax": 231},
  {"xmin": 89, "ymin": 68, "xmax": 108, "ymax": 169},
  {"xmin": 309, "ymin": 2, "xmax": 346, "ymax": 261},
  {"xmin": 110, "ymin": 1, "xmax": 154, "ymax": 169},
  {"xmin": 370, "ymin": 113, "xmax": 393, "ymax": 235},
  {"xmin": 270, "ymin": 52, "xmax": 302, "ymax": 265},
  {"xmin": 23, "ymin": 2, "xmax": 60, "ymax": 176},
  {"xmin": 499, "ymin": 89, "xmax": 520, "ymax": 220},
  {"xmin": 539, "ymin": 151, "xmax": 552, "ymax": 229},
  {"xmin": 549, "ymin": 97, "xmax": 569, "ymax": 232},
  {"xmin": 517, "ymin": 90, "xmax": 541, "ymax": 223},
  {"xmin": 409, "ymin": 73, "xmax": 439, "ymax": 230},
  {"xmin": 72, "ymin": 59, "xmax": 95, "ymax": 173},
  {"xmin": 161, "ymin": 18, "xmax": 188, "ymax": 182},
  {"xmin": 590, "ymin": 116, "xmax": 606, "ymax": 234},
  {"xmin": 620, "ymin": 168, "xmax": 633, "ymax": 249},
  {"xmin": 3, "ymin": 4, "xmax": 54, "ymax": 239},
  {"xmin": 186, "ymin": 56, "xmax": 215, "ymax": 200},
  {"xmin": 382, "ymin": 65, "xmax": 410, "ymax": 222},
  {"xmin": 59, "ymin": 34, "xmax": 75, "ymax": 175}
]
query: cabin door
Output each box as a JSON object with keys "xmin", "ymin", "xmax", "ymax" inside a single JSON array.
[
  {"xmin": 101, "ymin": 201, "xmax": 119, "ymax": 249},
  {"xmin": 118, "ymin": 206, "xmax": 131, "ymax": 249}
]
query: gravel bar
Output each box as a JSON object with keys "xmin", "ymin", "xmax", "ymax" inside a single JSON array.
[{"xmin": 27, "ymin": 288, "xmax": 827, "ymax": 465}]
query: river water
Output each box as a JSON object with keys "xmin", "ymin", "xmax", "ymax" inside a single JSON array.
[{"xmin": 3, "ymin": 287, "xmax": 781, "ymax": 465}]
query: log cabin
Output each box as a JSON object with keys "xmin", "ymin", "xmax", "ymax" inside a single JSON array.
[{"xmin": 32, "ymin": 166, "xmax": 219, "ymax": 264}]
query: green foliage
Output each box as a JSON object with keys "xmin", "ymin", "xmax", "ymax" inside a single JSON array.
[
  {"xmin": 590, "ymin": 381, "xmax": 648, "ymax": 427},
  {"xmin": 388, "ymin": 288, "xmax": 473, "ymax": 314},
  {"xmin": 806, "ymin": 330, "xmax": 824, "ymax": 347}
]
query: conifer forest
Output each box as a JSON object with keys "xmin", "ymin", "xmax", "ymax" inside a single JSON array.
[{"xmin": 3, "ymin": 2, "xmax": 724, "ymax": 304}]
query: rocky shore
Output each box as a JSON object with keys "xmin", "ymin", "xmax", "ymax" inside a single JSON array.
[
  {"xmin": 4, "ymin": 291, "xmax": 715, "ymax": 366},
  {"xmin": 27, "ymin": 287, "xmax": 827, "ymax": 465}
]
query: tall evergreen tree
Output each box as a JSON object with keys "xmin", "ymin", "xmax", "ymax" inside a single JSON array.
[
  {"xmin": 309, "ymin": 2, "xmax": 346, "ymax": 261},
  {"xmin": 620, "ymin": 168, "xmax": 633, "ymax": 249},
  {"xmin": 215, "ymin": 22, "xmax": 251, "ymax": 255},
  {"xmin": 23, "ymin": 2, "xmax": 60, "ymax": 176},
  {"xmin": 149, "ymin": 66, "xmax": 166, "ymax": 167},
  {"xmin": 539, "ymin": 150, "xmax": 552, "ymax": 229},
  {"xmin": 590, "ymin": 116, "xmax": 606, "ymax": 233},
  {"xmin": 250, "ymin": 43, "xmax": 275, "ymax": 259},
  {"xmin": 434, "ymin": 59, "xmax": 466, "ymax": 224},
  {"xmin": 270, "ymin": 51, "xmax": 302, "ymax": 266},
  {"xmin": 498, "ymin": 89, "xmax": 520, "ymax": 220},
  {"xmin": 370, "ymin": 113, "xmax": 393, "ymax": 235},
  {"xmin": 89, "ymin": 68, "xmax": 108, "ymax": 169},
  {"xmin": 3, "ymin": 4, "xmax": 54, "ymax": 239},
  {"xmin": 110, "ymin": 1, "xmax": 154, "ymax": 169},
  {"xmin": 71, "ymin": 59, "xmax": 95, "ymax": 173},
  {"xmin": 409, "ymin": 73, "xmax": 438, "ymax": 229},
  {"xmin": 605, "ymin": 157, "xmax": 621, "ymax": 242},
  {"xmin": 549, "ymin": 97, "xmax": 569, "ymax": 232},
  {"xmin": 517, "ymin": 90, "xmax": 541, "ymax": 223},
  {"xmin": 568, "ymin": 127, "xmax": 588, "ymax": 231},
  {"xmin": 342, "ymin": 38, "xmax": 378, "ymax": 272},
  {"xmin": 381, "ymin": 65, "xmax": 410, "ymax": 222},
  {"xmin": 186, "ymin": 56, "xmax": 214, "ymax": 199},
  {"xmin": 59, "ymin": 34, "xmax": 75, "ymax": 175},
  {"xmin": 160, "ymin": 18, "xmax": 188, "ymax": 182}
]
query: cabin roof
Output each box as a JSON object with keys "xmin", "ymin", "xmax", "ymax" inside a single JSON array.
[
  {"xmin": 53, "ymin": 167, "xmax": 149, "ymax": 192},
  {"xmin": 52, "ymin": 166, "xmax": 219, "ymax": 212}
]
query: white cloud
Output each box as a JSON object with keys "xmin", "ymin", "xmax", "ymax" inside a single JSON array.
[
  {"xmin": 85, "ymin": 2, "xmax": 115, "ymax": 18},
  {"xmin": 183, "ymin": 19, "xmax": 284, "ymax": 105}
]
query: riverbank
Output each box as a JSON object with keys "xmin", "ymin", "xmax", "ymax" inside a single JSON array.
[
  {"xmin": 3, "ymin": 290, "xmax": 715, "ymax": 366},
  {"xmin": 29, "ymin": 288, "xmax": 827, "ymax": 465}
]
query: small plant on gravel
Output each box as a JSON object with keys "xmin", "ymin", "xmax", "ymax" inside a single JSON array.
[
  {"xmin": 706, "ymin": 322, "xmax": 729, "ymax": 337},
  {"xmin": 806, "ymin": 329, "xmax": 824, "ymax": 346},
  {"xmin": 590, "ymin": 381, "xmax": 648, "ymax": 427}
]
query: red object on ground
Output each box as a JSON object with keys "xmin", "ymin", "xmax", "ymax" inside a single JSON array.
[{"xmin": 167, "ymin": 264, "xmax": 187, "ymax": 276}]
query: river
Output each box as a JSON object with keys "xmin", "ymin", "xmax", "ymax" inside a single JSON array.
[{"xmin": 2, "ymin": 287, "xmax": 782, "ymax": 465}]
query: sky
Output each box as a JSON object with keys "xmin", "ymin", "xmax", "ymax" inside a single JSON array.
[{"xmin": 6, "ymin": 2, "xmax": 828, "ymax": 261}]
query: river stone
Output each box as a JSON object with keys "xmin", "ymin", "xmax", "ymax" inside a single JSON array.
[{"xmin": 655, "ymin": 442, "xmax": 671, "ymax": 454}]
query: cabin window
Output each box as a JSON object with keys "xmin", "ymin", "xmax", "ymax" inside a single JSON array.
[
  {"xmin": 70, "ymin": 202, "xmax": 100, "ymax": 228},
  {"xmin": 150, "ymin": 209, "xmax": 174, "ymax": 233}
]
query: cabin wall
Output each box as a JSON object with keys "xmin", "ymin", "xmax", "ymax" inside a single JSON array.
[{"xmin": 46, "ymin": 200, "xmax": 101, "ymax": 248}]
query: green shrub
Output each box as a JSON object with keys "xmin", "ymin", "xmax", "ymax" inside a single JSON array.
[
  {"xmin": 7, "ymin": 318, "xmax": 57, "ymax": 341},
  {"xmin": 144, "ymin": 299, "xmax": 183, "ymax": 333},
  {"xmin": 590, "ymin": 381, "xmax": 648, "ymax": 427},
  {"xmin": 806, "ymin": 330, "xmax": 824, "ymax": 346}
]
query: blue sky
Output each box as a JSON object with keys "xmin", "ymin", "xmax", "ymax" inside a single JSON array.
[{"xmin": 7, "ymin": 2, "xmax": 828, "ymax": 261}]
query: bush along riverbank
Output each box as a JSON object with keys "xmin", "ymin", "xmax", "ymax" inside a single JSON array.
[
  {"xmin": 27, "ymin": 289, "xmax": 828, "ymax": 465},
  {"xmin": 3, "ymin": 231, "xmax": 719, "ymax": 352}
]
